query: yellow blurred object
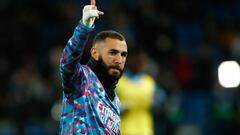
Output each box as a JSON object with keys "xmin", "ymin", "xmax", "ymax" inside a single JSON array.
[{"xmin": 117, "ymin": 74, "xmax": 155, "ymax": 135}]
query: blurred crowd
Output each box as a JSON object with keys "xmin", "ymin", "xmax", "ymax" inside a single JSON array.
[{"xmin": 1, "ymin": 0, "xmax": 240, "ymax": 134}]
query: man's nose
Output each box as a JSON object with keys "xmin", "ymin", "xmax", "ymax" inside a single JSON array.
[{"xmin": 114, "ymin": 54, "xmax": 123, "ymax": 64}]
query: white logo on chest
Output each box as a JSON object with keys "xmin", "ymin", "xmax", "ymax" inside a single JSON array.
[{"xmin": 97, "ymin": 102, "xmax": 120, "ymax": 133}]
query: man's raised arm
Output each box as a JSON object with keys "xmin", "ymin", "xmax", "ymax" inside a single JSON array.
[{"xmin": 60, "ymin": 1, "xmax": 104, "ymax": 95}]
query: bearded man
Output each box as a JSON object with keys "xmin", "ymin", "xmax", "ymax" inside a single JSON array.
[{"xmin": 59, "ymin": 0, "xmax": 128, "ymax": 134}]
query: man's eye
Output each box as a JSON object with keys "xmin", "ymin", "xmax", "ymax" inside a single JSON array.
[
  {"xmin": 122, "ymin": 53, "xmax": 127, "ymax": 57},
  {"xmin": 110, "ymin": 51, "xmax": 117, "ymax": 55}
]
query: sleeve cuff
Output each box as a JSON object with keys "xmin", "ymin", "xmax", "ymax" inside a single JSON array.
[{"xmin": 79, "ymin": 19, "xmax": 95, "ymax": 32}]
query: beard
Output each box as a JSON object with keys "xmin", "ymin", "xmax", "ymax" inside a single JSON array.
[
  {"xmin": 87, "ymin": 56, "xmax": 124, "ymax": 101},
  {"xmin": 98, "ymin": 56, "xmax": 124, "ymax": 81}
]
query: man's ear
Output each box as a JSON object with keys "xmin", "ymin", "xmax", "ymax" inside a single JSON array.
[{"xmin": 90, "ymin": 47, "xmax": 99, "ymax": 60}]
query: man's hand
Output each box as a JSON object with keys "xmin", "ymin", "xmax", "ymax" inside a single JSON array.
[{"xmin": 82, "ymin": 0, "xmax": 104, "ymax": 27}]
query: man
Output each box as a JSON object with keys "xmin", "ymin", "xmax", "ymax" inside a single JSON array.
[{"xmin": 59, "ymin": 0, "xmax": 128, "ymax": 134}]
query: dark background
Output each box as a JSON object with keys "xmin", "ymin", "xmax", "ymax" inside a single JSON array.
[{"xmin": 1, "ymin": 0, "xmax": 240, "ymax": 134}]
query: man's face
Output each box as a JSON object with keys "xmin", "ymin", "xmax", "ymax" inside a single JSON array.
[{"xmin": 93, "ymin": 37, "xmax": 128, "ymax": 79}]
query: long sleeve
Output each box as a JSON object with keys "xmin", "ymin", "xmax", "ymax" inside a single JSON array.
[{"xmin": 60, "ymin": 20, "xmax": 94, "ymax": 95}]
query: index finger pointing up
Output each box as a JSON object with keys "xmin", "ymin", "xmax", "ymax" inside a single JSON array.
[{"xmin": 91, "ymin": 0, "xmax": 96, "ymax": 5}]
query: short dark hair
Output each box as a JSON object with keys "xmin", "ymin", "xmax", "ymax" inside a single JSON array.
[{"xmin": 92, "ymin": 30, "xmax": 125, "ymax": 45}]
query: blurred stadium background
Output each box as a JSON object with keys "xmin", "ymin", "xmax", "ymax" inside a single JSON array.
[{"xmin": 1, "ymin": 0, "xmax": 240, "ymax": 134}]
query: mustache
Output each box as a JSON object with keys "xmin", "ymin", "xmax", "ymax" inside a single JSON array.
[{"xmin": 108, "ymin": 65, "xmax": 122, "ymax": 71}]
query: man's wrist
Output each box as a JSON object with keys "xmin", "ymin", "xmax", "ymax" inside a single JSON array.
[
  {"xmin": 79, "ymin": 19, "xmax": 95, "ymax": 31},
  {"xmin": 80, "ymin": 19, "xmax": 94, "ymax": 29}
]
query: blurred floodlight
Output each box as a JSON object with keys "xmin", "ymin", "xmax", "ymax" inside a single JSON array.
[
  {"xmin": 218, "ymin": 61, "xmax": 240, "ymax": 88},
  {"xmin": 51, "ymin": 101, "xmax": 62, "ymax": 121}
]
